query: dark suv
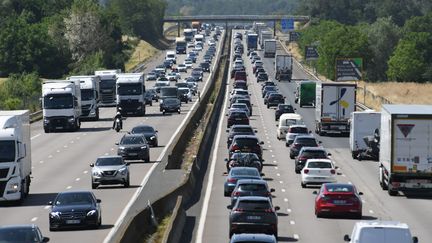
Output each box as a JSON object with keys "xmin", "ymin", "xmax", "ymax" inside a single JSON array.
[
  {"xmin": 289, "ymin": 135, "xmax": 321, "ymax": 159},
  {"xmin": 294, "ymin": 147, "xmax": 331, "ymax": 173},
  {"xmin": 275, "ymin": 104, "xmax": 295, "ymax": 121},
  {"xmin": 229, "ymin": 135, "xmax": 264, "ymax": 160},
  {"xmin": 236, "ymin": 99, "xmax": 252, "ymax": 115},
  {"xmin": 228, "ymin": 196, "xmax": 279, "ymax": 238},
  {"xmin": 227, "ymin": 110, "xmax": 249, "ymax": 128},
  {"xmin": 226, "ymin": 125, "xmax": 256, "ymax": 148},
  {"xmin": 231, "ymin": 179, "xmax": 275, "ymax": 207},
  {"xmin": 266, "ymin": 93, "xmax": 285, "ymax": 108},
  {"xmin": 116, "ymin": 134, "xmax": 150, "ymax": 162}
]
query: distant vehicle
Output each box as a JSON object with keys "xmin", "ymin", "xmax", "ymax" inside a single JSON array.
[
  {"xmin": 224, "ymin": 167, "xmax": 261, "ymax": 196},
  {"xmin": 259, "ymin": 30, "xmax": 273, "ymax": 49},
  {"xmin": 175, "ymin": 37, "xmax": 187, "ymax": 54},
  {"xmin": 285, "ymin": 124, "xmax": 310, "ymax": 147},
  {"xmin": 226, "ymin": 125, "xmax": 257, "ymax": 148},
  {"xmin": 48, "ymin": 191, "xmax": 101, "ymax": 231},
  {"xmin": 230, "ymin": 103, "xmax": 250, "ymax": 117},
  {"xmin": 314, "ymin": 183, "xmax": 363, "ymax": 219},
  {"xmin": 177, "ymin": 64, "xmax": 187, "ymax": 72},
  {"xmin": 289, "ymin": 134, "xmax": 321, "ymax": 159},
  {"xmin": 0, "ymin": 224, "xmax": 50, "ymax": 242},
  {"xmin": 178, "ymin": 87, "xmax": 193, "ymax": 103},
  {"xmin": 262, "ymin": 86, "xmax": 277, "ymax": 98},
  {"xmin": 184, "ymin": 28, "xmax": 194, "ymax": 42},
  {"xmin": 144, "ymin": 91, "xmax": 153, "ymax": 106},
  {"xmin": 90, "ymin": 156, "xmax": 130, "ymax": 189},
  {"xmin": 344, "ymin": 221, "xmax": 418, "ymax": 243},
  {"xmin": 191, "ymin": 69, "xmax": 203, "ymax": 82},
  {"xmin": 146, "ymin": 88, "xmax": 159, "ymax": 102},
  {"xmin": 163, "ymin": 59, "xmax": 173, "ymax": 69},
  {"xmin": 263, "ymin": 39, "xmax": 276, "ymax": 57},
  {"xmin": 116, "ymin": 73, "xmax": 146, "ymax": 116},
  {"xmin": 246, "ymin": 33, "xmax": 258, "ymax": 50},
  {"xmin": 265, "ymin": 93, "xmax": 284, "ymax": 108},
  {"xmin": 349, "ymin": 111, "xmax": 381, "ymax": 159},
  {"xmin": 236, "ymin": 99, "xmax": 252, "ymax": 115},
  {"xmin": 116, "ymin": 134, "xmax": 150, "ymax": 163},
  {"xmin": 277, "ymin": 113, "xmax": 304, "ymax": 140},
  {"xmin": 275, "ymin": 54, "xmax": 293, "ymax": 82},
  {"xmin": 295, "ymin": 80, "xmax": 316, "ymax": 107},
  {"xmin": 200, "ymin": 62, "xmax": 210, "ymax": 72},
  {"xmin": 230, "ymin": 233, "xmax": 277, "ymax": 243},
  {"xmin": 227, "ymin": 110, "xmax": 249, "ymax": 128},
  {"xmin": 146, "ymin": 72, "xmax": 157, "ymax": 80},
  {"xmin": 228, "ymin": 135, "xmax": 264, "ymax": 160},
  {"xmin": 130, "ymin": 125, "xmax": 158, "ymax": 147},
  {"xmin": 301, "ymin": 159, "xmax": 337, "ymax": 188},
  {"xmin": 68, "ymin": 75, "xmax": 100, "ymax": 121},
  {"xmin": 225, "ymin": 152, "xmax": 263, "ymax": 173},
  {"xmin": 275, "ymin": 104, "xmax": 295, "ymax": 121},
  {"xmin": 295, "ymin": 147, "xmax": 331, "ymax": 173},
  {"xmin": 95, "ymin": 69, "xmax": 119, "ymax": 106},
  {"xmin": 230, "ymin": 179, "xmax": 274, "ymax": 207},
  {"xmin": 160, "ymin": 97, "xmax": 181, "ymax": 115},
  {"xmin": 233, "ymin": 80, "xmax": 248, "ymax": 91},
  {"xmin": 228, "ymin": 196, "xmax": 279, "ymax": 238}
]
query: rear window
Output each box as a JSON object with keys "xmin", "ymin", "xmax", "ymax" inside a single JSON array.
[
  {"xmin": 237, "ymin": 100, "xmax": 250, "ymax": 106},
  {"xmin": 289, "ymin": 127, "xmax": 308, "ymax": 133},
  {"xmin": 236, "ymin": 138, "xmax": 259, "ymax": 146},
  {"xmin": 231, "ymin": 169, "xmax": 259, "ymax": 177},
  {"xmin": 359, "ymin": 228, "xmax": 412, "ymax": 243},
  {"xmin": 233, "ymin": 127, "xmax": 253, "ymax": 133},
  {"xmin": 239, "ymin": 184, "xmax": 267, "ymax": 191},
  {"xmin": 237, "ymin": 200, "xmax": 271, "ymax": 211},
  {"xmin": 326, "ymin": 184, "xmax": 354, "ymax": 192},
  {"xmin": 270, "ymin": 94, "xmax": 283, "ymax": 99},
  {"xmin": 301, "ymin": 150, "xmax": 327, "ymax": 158},
  {"xmin": 296, "ymin": 137, "xmax": 317, "ymax": 146},
  {"xmin": 307, "ymin": 161, "xmax": 332, "ymax": 168},
  {"xmin": 230, "ymin": 112, "xmax": 248, "ymax": 118}
]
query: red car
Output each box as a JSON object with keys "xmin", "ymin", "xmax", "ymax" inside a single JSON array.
[
  {"xmin": 234, "ymin": 71, "xmax": 247, "ymax": 82},
  {"xmin": 314, "ymin": 183, "xmax": 363, "ymax": 219}
]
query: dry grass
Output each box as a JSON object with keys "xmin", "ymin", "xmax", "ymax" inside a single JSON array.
[
  {"xmin": 0, "ymin": 77, "xmax": 6, "ymax": 85},
  {"xmin": 145, "ymin": 214, "xmax": 171, "ymax": 243},
  {"xmin": 124, "ymin": 38, "xmax": 158, "ymax": 72}
]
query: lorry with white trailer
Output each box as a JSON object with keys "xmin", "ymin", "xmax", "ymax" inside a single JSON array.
[
  {"xmin": 275, "ymin": 54, "xmax": 293, "ymax": 81},
  {"xmin": 379, "ymin": 104, "xmax": 432, "ymax": 196},
  {"xmin": 175, "ymin": 37, "xmax": 187, "ymax": 54},
  {"xmin": 95, "ymin": 69, "xmax": 119, "ymax": 107},
  {"xmin": 259, "ymin": 30, "xmax": 273, "ymax": 49},
  {"xmin": 349, "ymin": 110, "xmax": 381, "ymax": 159},
  {"xmin": 0, "ymin": 110, "xmax": 31, "ymax": 203},
  {"xmin": 42, "ymin": 80, "xmax": 82, "ymax": 132},
  {"xmin": 263, "ymin": 39, "xmax": 276, "ymax": 58},
  {"xmin": 68, "ymin": 75, "xmax": 100, "ymax": 121},
  {"xmin": 116, "ymin": 73, "xmax": 146, "ymax": 116},
  {"xmin": 315, "ymin": 82, "xmax": 356, "ymax": 136},
  {"xmin": 184, "ymin": 28, "xmax": 194, "ymax": 42}
]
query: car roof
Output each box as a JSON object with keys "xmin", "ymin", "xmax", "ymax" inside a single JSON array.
[
  {"xmin": 231, "ymin": 233, "xmax": 277, "ymax": 242},
  {"xmin": 237, "ymin": 196, "xmax": 270, "ymax": 201},
  {"xmin": 354, "ymin": 221, "xmax": 410, "ymax": 229},
  {"xmin": 0, "ymin": 224, "xmax": 39, "ymax": 230},
  {"xmin": 236, "ymin": 179, "xmax": 267, "ymax": 185},
  {"xmin": 233, "ymin": 134, "xmax": 258, "ymax": 139},
  {"xmin": 305, "ymin": 158, "xmax": 332, "ymax": 164},
  {"xmin": 97, "ymin": 155, "xmax": 123, "ymax": 159}
]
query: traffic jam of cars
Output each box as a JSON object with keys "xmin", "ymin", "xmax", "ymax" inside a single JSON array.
[
  {"xmin": 225, "ymin": 28, "xmax": 419, "ymax": 243},
  {"xmin": 0, "ymin": 24, "xmax": 223, "ymax": 239}
]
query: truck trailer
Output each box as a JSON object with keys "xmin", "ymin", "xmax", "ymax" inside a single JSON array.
[
  {"xmin": 263, "ymin": 39, "xmax": 276, "ymax": 58},
  {"xmin": 379, "ymin": 105, "xmax": 432, "ymax": 196},
  {"xmin": 275, "ymin": 54, "xmax": 293, "ymax": 81},
  {"xmin": 0, "ymin": 110, "xmax": 31, "ymax": 203},
  {"xmin": 295, "ymin": 80, "xmax": 316, "ymax": 107},
  {"xmin": 259, "ymin": 30, "xmax": 273, "ymax": 49},
  {"xmin": 247, "ymin": 33, "xmax": 258, "ymax": 50},
  {"xmin": 116, "ymin": 73, "xmax": 146, "ymax": 116},
  {"xmin": 315, "ymin": 82, "xmax": 356, "ymax": 136},
  {"xmin": 349, "ymin": 110, "xmax": 381, "ymax": 159},
  {"xmin": 42, "ymin": 80, "xmax": 82, "ymax": 132},
  {"xmin": 95, "ymin": 69, "xmax": 120, "ymax": 107}
]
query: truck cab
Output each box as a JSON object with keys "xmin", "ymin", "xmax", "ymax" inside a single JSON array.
[
  {"xmin": 116, "ymin": 73, "xmax": 146, "ymax": 116},
  {"xmin": 68, "ymin": 75, "xmax": 101, "ymax": 121},
  {"xmin": 95, "ymin": 69, "xmax": 119, "ymax": 107}
]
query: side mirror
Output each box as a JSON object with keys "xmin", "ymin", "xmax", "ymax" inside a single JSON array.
[
  {"xmin": 224, "ymin": 158, "xmax": 228, "ymax": 162},
  {"xmin": 270, "ymin": 188, "xmax": 275, "ymax": 192},
  {"xmin": 227, "ymin": 205, "xmax": 232, "ymax": 210},
  {"xmin": 335, "ymin": 166, "xmax": 339, "ymax": 169},
  {"xmin": 328, "ymin": 153, "xmax": 332, "ymax": 156},
  {"xmin": 359, "ymin": 192, "xmax": 364, "ymax": 195},
  {"xmin": 226, "ymin": 129, "xmax": 229, "ymax": 132},
  {"xmin": 344, "ymin": 235, "xmax": 351, "ymax": 242},
  {"xmin": 274, "ymin": 206, "xmax": 280, "ymax": 211},
  {"xmin": 96, "ymin": 199, "xmax": 102, "ymax": 203},
  {"xmin": 254, "ymin": 130, "xmax": 258, "ymax": 133},
  {"xmin": 312, "ymin": 191, "xmax": 318, "ymax": 195},
  {"xmin": 276, "ymin": 124, "xmax": 278, "ymax": 127},
  {"xmin": 90, "ymin": 163, "xmax": 94, "ymax": 167},
  {"xmin": 42, "ymin": 237, "xmax": 50, "ymax": 242},
  {"xmin": 318, "ymin": 141, "xmax": 322, "ymax": 144},
  {"xmin": 260, "ymin": 141, "xmax": 264, "ymax": 145},
  {"xmin": 225, "ymin": 114, "xmax": 228, "ymax": 116},
  {"xmin": 126, "ymin": 162, "xmax": 131, "ymax": 166},
  {"xmin": 48, "ymin": 201, "xmax": 53, "ymax": 205},
  {"xmin": 115, "ymin": 142, "xmax": 119, "ymax": 145},
  {"xmin": 155, "ymin": 130, "xmax": 158, "ymax": 133},
  {"xmin": 260, "ymin": 173, "xmax": 265, "ymax": 176}
]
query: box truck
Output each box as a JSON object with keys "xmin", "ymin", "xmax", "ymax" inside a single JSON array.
[
  {"xmin": 116, "ymin": 73, "xmax": 146, "ymax": 116},
  {"xmin": 263, "ymin": 39, "xmax": 276, "ymax": 58},
  {"xmin": 184, "ymin": 28, "xmax": 194, "ymax": 42},
  {"xmin": 259, "ymin": 30, "xmax": 273, "ymax": 49},
  {"xmin": 315, "ymin": 82, "xmax": 356, "ymax": 136},
  {"xmin": 379, "ymin": 105, "xmax": 432, "ymax": 196},
  {"xmin": 95, "ymin": 69, "xmax": 119, "ymax": 107},
  {"xmin": 68, "ymin": 75, "xmax": 100, "ymax": 121},
  {"xmin": 295, "ymin": 80, "xmax": 316, "ymax": 107},
  {"xmin": 247, "ymin": 33, "xmax": 258, "ymax": 50},
  {"xmin": 275, "ymin": 54, "xmax": 293, "ymax": 82},
  {"xmin": 0, "ymin": 110, "xmax": 31, "ymax": 203},
  {"xmin": 349, "ymin": 110, "xmax": 381, "ymax": 159},
  {"xmin": 42, "ymin": 80, "xmax": 82, "ymax": 132},
  {"xmin": 175, "ymin": 37, "xmax": 187, "ymax": 54}
]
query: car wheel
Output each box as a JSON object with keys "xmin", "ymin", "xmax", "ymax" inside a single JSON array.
[
  {"xmin": 295, "ymin": 169, "xmax": 300, "ymax": 174},
  {"xmin": 224, "ymin": 190, "xmax": 230, "ymax": 197},
  {"xmin": 290, "ymin": 154, "xmax": 294, "ymax": 159},
  {"xmin": 92, "ymin": 182, "xmax": 98, "ymax": 189},
  {"xmin": 267, "ymin": 104, "xmax": 270, "ymax": 108},
  {"xmin": 49, "ymin": 226, "xmax": 56, "ymax": 232},
  {"xmin": 388, "ymin": 188, "xmax": 398, "ymax": 196},
  {"xmin": 154, "ymin": 140, "xmax": 158, "ymax": 147},
  {"xmin": 145, "ymin": 156, "xmax": 150, "ymax": 163},
  {"xmin": 124, "ymin": 178, "xmax": 130, "ymax": 188},
  {"xmin": 301, "ymin": 182, "xmax": 306, "ymax": 188},
  {"xmin": 150, "ymin": 102, "xmax": 153, "ymax": 106}
]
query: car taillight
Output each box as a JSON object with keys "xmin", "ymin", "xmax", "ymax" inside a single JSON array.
[
  {"xmin": 227, "ymin": 178, "xmax": 237, "ymax": 183},
  {"xmin": 232, "ymin": 191, "xmax": 241, "ymax": 196},
  {"xmin": 303, "ymin": 169, "xmax": 309, "ymax": 174},
  {"xmin": 330, "ymin": 169, "xmax": 336, "ymax": 174},
  {"xmin": 266, "ymin": 192, "xmax": 272, "ymax": 196},
  {"xmin": 320, "ymin": 194, "xmax": 330, "ymax": 202},
  {"xmin": 298, "ymin": 156, "xmax": 306, "ymax": 161},
  {"xmin": 231, "ymin": 145, "xmax": 240, "ymax": 151},
  {"xmin": 265, "ymin": 208, "xmax": 274, "ymax": 213},
  {"xmin": 292, "ymin": 143, "xmax": 300, "ymax": 148},
  {"xmin": 234, "ymin": 208, "xmax": 244, "ymax": 212}
]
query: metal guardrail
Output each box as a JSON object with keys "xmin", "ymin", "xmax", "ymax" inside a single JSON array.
[
  {"xmin": 30, "ymin": 110, "xmax": 42, "ymax": 123},
  {"xmin": 164, "ymin": 15, "xmax": 310, "ymax": 22}
]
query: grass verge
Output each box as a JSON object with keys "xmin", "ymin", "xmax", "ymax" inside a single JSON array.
[
  {"xmin": 144, "ymin": 214, "xmax": 171, "ymax": 243},
  {"xmin": 124, "ymin": 37, "xmax": 159, "ymax": 72}
]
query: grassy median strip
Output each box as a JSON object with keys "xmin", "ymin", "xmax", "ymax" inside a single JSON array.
[{"xmin": 145, "ymin": 214, "xmax": 171, "ymax": 243}]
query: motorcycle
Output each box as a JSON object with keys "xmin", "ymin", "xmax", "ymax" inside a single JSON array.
[
  {"xmin": 114, "ymin": 118, "xmax": 122, "ymax": 132},
  {"xmin": 225, "ymin": 152, "xmax": 263, "ymax": 173}
]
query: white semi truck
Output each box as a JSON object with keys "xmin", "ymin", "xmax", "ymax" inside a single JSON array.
[
  {"xmin": 95, "ymin": 69, "xmax": 119, "ymax": 107},
  {"xmin": 116, "ymin": 73, "xmax": 146, "ymax": 116},
  {"xmin": 68, "ymin": 75, "xmax": 101, "ymax": 121},
  {"xmin": 379, "ymin": 105, "xmax": 432, "ymax": 196},
  {"xmin": 42, "ymin": 80, "xmax": 82, "ymax": 132},
  {"xmin": 264, "ymin": 39, "xmax": 276, "ymax": 58},
  {"xmin": 315, "ymin": 82, "xmax": 356, "ymax": 136},
  {"xmin": 0, "ymin": 110, "xmax": 31, "ymax": 202},
  {"xmin": 259, "ymin": 30, "xmax": 273, "ymax": 49},
  {"xmin": 275, "ymin": 54, "xmax": 293, "ymax": 81},
  {"xmin": 349, "ymin": 110, "xmax": 381, "ymax": 159}
]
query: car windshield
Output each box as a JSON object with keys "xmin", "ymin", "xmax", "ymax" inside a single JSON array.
[
  {"xmin": 121, "ymin": 136, "xmax": 145, "ymax": 145},
  {"xmin": 95, "ymin": 157, "xmax": 123, "ymax": 166},
  {"xmin": 231, "ymin": 168, "xmax": 259, "ymax": 177},
  {"xmin": 55, "ymin": 192, "xmax": 93, "ymax": 205},
  {"xmin": 132, "ymin": 126, "xmax": 154, "ymax": 134},
  {"xmin": 117, "ymin": 83, "xmax": 142, "ymax": 95},
  {"xmin": 178, "ymin": 89, "xmax": 189, "ymax": 94},
  {"xmin": 265, "ymin": 86, "xmax": 277, "ymax": 91},
  {"xmin": 0, "ymin": 227, "xmax": 40, "ymax": 243},
  {"xmin": 239, "ymin": 184, "xmax": 267, "ymax": 192},
  {"xmin": 307, "ymin": 161, "xmax": 332, "ymax": 169},
  {"xmin": 326, "ymin": 184, "xmax": 354, "ymax": 193},
  {"xmin": 81, "ymin": 89, "xmax": 94, "ymax": 101},
  {"xmin": 301, "ymin": 150, "xmax": 327, "ymax": 158},
  {"xmin": 43, "ymin": 94, "xmax": 73, "ymax": 109},
  {"xmin": 359, "ymin": 228, "xmax": 412, "ymax": 242},
  {"xmin": 0, "ymin": 140, "xmax": 15, "ymax": 162},
  {"xmin": 165, "ymin": 99, "xmax": 179, "ymax": 105},
  {"xmin": 237, "ymin": 200, "xmax": 271, "ymax": 211}
]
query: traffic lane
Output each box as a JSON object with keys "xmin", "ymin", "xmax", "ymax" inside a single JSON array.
[{"xmin": 259, "ymin": 39, "xmax": 432, "ymax": 241}]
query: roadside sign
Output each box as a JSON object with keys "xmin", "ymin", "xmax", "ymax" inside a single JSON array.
[
  {"xmin": 289, "ymin": 32, "xmax": 300, "ymax": 42},
  {"xmin": 305, "ymin": 46, "xmax": 319, "ymax": 60},
  {"xmin": 335, "ymin": 58, "xmax": 363, "ymax": 81},
  {"xmin": 281, "ymin": 19, "xmax": 294, "ymax": 32}
]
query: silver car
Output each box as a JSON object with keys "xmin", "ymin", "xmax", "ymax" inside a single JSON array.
[{"xmin": 90, "ymin": 156, "xmax": 130, "ymax": 189}]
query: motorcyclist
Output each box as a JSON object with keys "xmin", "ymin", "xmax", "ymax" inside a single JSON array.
[{"xmin": 113, "ymin": 111, "xmax": 123, "ymax": 130}]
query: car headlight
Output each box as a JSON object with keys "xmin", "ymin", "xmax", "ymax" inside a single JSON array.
[
  {"xmin": 93, "ymin": 170, "xmax": 102, "ymax": 176},
  {"xmin": 118, "ymin": 167, "xmax": 127, "ymax": 175},
  {"xmin": 160, "ymin": 100, "xmax": 164, "ymax": 104},
  {"xmin": 68, "ymin": 117, "xmax": 75, "ymax": 122},
  {"xmin": 150, "ymin": 136, "xmax": 155, "ymax": 140},
  {"xmin": 44, "ymin": 119, "xmax": 50, "ymax": 124},
  {"xmin": 140, "ymin": 145, "xmax": 147, "ymax": 149},
  {"xmin": 118, "ymin": 146, "xmax": 125, "ymax": 150},
  {"xmin": 87, "ymin": 210, "xmax": 97, "ymax": 217},
  {"xmin": 7, "ymin": 183, "xmax": 20, "ymax": 193},
  {"xmin": 50, "ymin": 212, "xmax": 61, "ymax": 219}
]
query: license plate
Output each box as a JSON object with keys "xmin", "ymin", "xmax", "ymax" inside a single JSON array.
[
  {"xmin": 235, "ymin": 118, "xmax": 242, "ymax": 121},
  {"xmin": 129, "ymin": 153, "xmax": 138, "ymax": 156},
  {"xmin": 314, "ymin": 177, "xmax": 325, "ymax": 179},
  {"xmin": 66, "ymin": 219, "xmax": 80, "ymax": 224},
  {"xmin": 333, "ymin": 200, "xmax": 346, "ymax": 205},
  {"xmin": 56, "ymin": 127, "xmax": 63, "ymax": 129},
  {"xmin": 247, "ymin": 216, "xmax": 261, "ymax": 220}
]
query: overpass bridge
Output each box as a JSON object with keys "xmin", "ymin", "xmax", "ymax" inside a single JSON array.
[{"xmin": 163, "ymin": 15, "xmax": 311, "ymax": 37}]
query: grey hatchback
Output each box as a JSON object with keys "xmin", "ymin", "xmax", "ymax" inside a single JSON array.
[
  {"xmin": 231, "ymin": 179, "xmax": 275, "ymax": 207},
  {"xmin": 90, "ymin": 156, "xmax": 130, "ymax": 189},
  {"xmin": 116, "ymin": 134, "xmax": 150, "ymax": 162}
]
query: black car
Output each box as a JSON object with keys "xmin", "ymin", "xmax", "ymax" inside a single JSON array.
[
  {"xmin": 48, "ymin": 191, "xmax": 101, "ymax": 231},
  {"xmin": 191, "ymin": 69, "xmax": 203, "ymax": 82},
  {"xmin": 117, "ymin": 134, "xmax": 150, "ymax": 162},
  {"xmin": 146, "ymin": 88, "xmax": 159, "ymax": 102},
  {"xmin": 224, "ymin": 167, "xmax": 261, "ymax": 196},
  {"xmin": 130, "ymin": 125, "xmax": 158, "ymax": 147},
  {"xmin": 266, "ymin": 93, "xmax": 285, "ymax": 108},
  {"xmin": 153, "ymin": 82, "xmax": 168, "ymax": 93},
  {"xmin": 0, "ymin": 224, "xmax": 50, "ymax": 242},
  {"xmin": 261, "ymin": 81, "xmax": 276, "ymax": 90},
  {"xmin": 228, "ymin": 135, "xmax": 264, "ymax": 160},
  {"xmin": 255, "ymin": 67, "xmax": 265, "ymax": 76},
  {"xmin": 257, "ymin": 72, "xmax": 269, "ymax": 82},
  {"xmin": 226, "ymin": 125, "xmax": 257, "ymax": 148},
  {"xmin": 231, "ymin": 179, "xmax": 275, "ymax": 207},
  {"xmin": 144, "ymin": 91, "xmax": 153, "ymax": 106},
  {"xmin": 262, "ymin": 86, "xmax": 278, "ymax": 98},
  {"xmin": 200, "ymin": 62, "xmax": 210, "ymax": 72},
  {"xmin": 227, "ymin": 110, "xmax": 249, "ymax": 128},
  {"xmin": 228, "ymin": 196, "xmax": 279, "ymax": 238},
  {"xmin": 163, "ymin": 59, "xmax": 173, "ymax": 69},
  {"xmin": 275, "ymin": 104, "xmax": 295, "ymax": 121},
  {"xmin": 295, "ymin": 147, "xmax": 331, "ymax": 173},
  {"xmin": 160, "ymin": 97, "xmax": 181, "ymax": 114},
  {"xmin": 289, "ymin": 135, "xmax": 321, "ymax": 159}
]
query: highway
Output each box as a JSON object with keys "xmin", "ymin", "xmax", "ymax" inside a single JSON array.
[
  {"xmin": 194, "ymin": 30, "xmax": 432, "ymax": 242},
  {"xmin": 0, "ymin": 30, "xmax": 224, "ymax": 242}
]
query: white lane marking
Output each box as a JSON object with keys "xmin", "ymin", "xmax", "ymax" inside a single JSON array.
[
  {"xmin": 269, "ymin": 150, "xmax": 273, "ymax": 152},
  {"xmin": 275, "ymin": 167, "xmax": 278, "ymax": 170},
  {"xmin": 39, "ymin": 161, "xmax": 44, "ymax": 164},
  {"xmin": 76, "ymin": 137, "xmax": 80, "ymax": 140},
  {"xmin": 104, "ymin": 35, "xmax": 225, "ymax": 242},
  {"xmin": 66, "ymin": 186, "xmax": 72, "ymax": 189},
  {"xmin": 48, "ymin": 155, "xmax": 53, "ymax": 158},
  {"xmin": 279, "ymin": 181, "xmax": 283, "ymax": 184},
  {"xmin": 293, "ymin": 234, "xmax": 300, "ymax": 240},
  {"xmin": 75, "ymin": 178, "xmax": 80, "ymax": 181},
  {"xmin": 281, "ymin": 188, "xmax": 285, "ymax": 192},
  {"xmin": 284, "ymin": 198, "xmax": 288, "ymax": 202},
  {"xmin": 31, "ymin": 166, "xmax": 35, "ymax": 169},
  {"xmin": 83, "ymin": 133, "xmax": 87, "ymax": 136},
  {"xmin": 271, "ymin": 155, "xmax": 275, "ymax": 158},
  {"xmin": 70, "ymin": 140, "xmax": 74, "ymax": 144},
  {"xmin": 111, "ymin": 148, "xmax": 115, "ymax": 151},
  {"xmin": 277, "ymin": 173, "xmax": 281, "ymax": 177},
  {"xmin": 31, "ymin": 217, "xmax": 38, "ymax": 222},
  {"xmin": 31, "ymin": 134, "xmax": 41, "ymax": 140},
  {"xmin": 273, "ymin": 160, "xmax": 277, "ymax": 163},
  {"xmin": 63, "ymin": 145, "xmax": 68, "ymax": 148},
  {"xmin": 56, "ymin": 150, "xmax": 60, "ymax": 153},
  {"xmin": 287, "ymin": 208, "xmax": 292, "ymax": 213},
  {"xmin": 369, "ymin": 210, "xmax": 374, "ymax": 214},
  {"xmin": 104, "ymin": 153, "xmax": 109, "ymax": 156},
  {"xmin": 290, "ymin": 220, "xmax": 295, "ymax": 225},
  {"xmin": 348, "ymin": 181, "xmax": 352, "ymax": 184},
  {"xmin": 362, "ymin": 199, "xmax": 366, "ymax": 203},
  {"xmin": 342, "ymin": 174, "xmax": 347, "ymax": 177},
  {"xmin": 83, "ymin": 170, "xmax": 88, "ymax": 174},
  {"xmin": 268, "ymin": 145, "xmax": 272, "ymax": 148}
]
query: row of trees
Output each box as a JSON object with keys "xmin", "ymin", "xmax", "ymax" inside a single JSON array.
[
  {"xmin": 297, "ymin": 2, "xmax": 432, "ymax": 82},
  {"xmin": 0, "ymin": 0, "xmax": 166, "ymax": 110}
]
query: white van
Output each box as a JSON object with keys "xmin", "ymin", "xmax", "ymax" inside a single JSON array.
[
  {"xmin": 344, "ymin": 221, "xmax": 418, "ymax": 243},
  {"xmin": 165, "ymin": 51, "xmax": 177, "ymax": 64},
  {"xmin": 276, "ymin": 113, "xmax": 303, "ymax": 140}
]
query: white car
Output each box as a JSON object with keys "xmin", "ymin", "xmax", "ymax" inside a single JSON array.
[
  {"xmin": 344, "ymin": 221, "xmax": 418, "ymax": 243},
  {"xmin": 230, "ymin": 89, "xmax": 249, "ymax": 101},
  {"xmin": 194, "ymin": 44, "xmax": 203, "ymax": 52},
  {"xmin": 301, "ymin": 159, "xmax": 337, "ymax": 188},
  {"xmin": 187, "ymin": 42, "xmax": 195, "ymax": 48},
  {"xmin": 285, "ymin": 125, "xmax": 310, "ymax": 147},
  {"xmin": 177, "ymin": 64, "xmax": 187, "ymax": 72},
  {"xmin": 167, "ymin": 72, "xmax": 179, "ymax": 82},
  {"xmin": 178, "ymin": 87, "xmax": 193, "ymax": 102},
  {"xmin": 184, "ymin": 60, "xmax": 193, "ymax": 69},
  {"xmin": 156, "ymin": 77, "xmax": 170, "ymax": 86}
]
